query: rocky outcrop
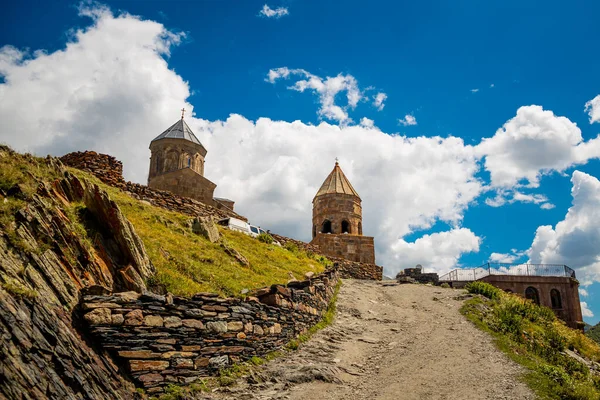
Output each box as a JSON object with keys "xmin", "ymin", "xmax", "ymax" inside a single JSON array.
[
  {"xmin": 192, "ymin": 217, "xmax": 220, "ymax": 243},
  {"xmin": 81, "ymin": 269, "xmax": 339, "ymax": 394},
  {"xmin": 1, "ymin": 162, "xmax": 140, "ymax": 398}
]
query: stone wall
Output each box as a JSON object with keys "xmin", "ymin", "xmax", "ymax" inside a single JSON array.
[
  {"xmin": 312, "ymin": 193, "xmax": 362, "ymax": 237},
  {"xmin": 311, "ymin": 233, "xmax": 376, "ymax": 264},
  {"xmin": 82, "ymin": 269, "xmax": 339, "ymax": 394},
  {"xmin": 60, "ymin": 151, "xmax": 246, "ymax": 222},
  {"xmin": 333, "ymin": 259, "xmax": 383, "ymax": 281}
]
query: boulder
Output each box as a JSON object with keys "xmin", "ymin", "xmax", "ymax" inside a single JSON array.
[{"xmin": 192, "ymin": 217, "xmax": 220, "ymax": 243}]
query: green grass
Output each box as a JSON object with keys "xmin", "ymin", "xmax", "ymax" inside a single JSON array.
[
  {"xmin": 461, "ymin": 282, "xmax": 600, "ymax": 400},
  {"xmin": 1, "ymin": 278, "xmax": 38, "ymax": 299}
]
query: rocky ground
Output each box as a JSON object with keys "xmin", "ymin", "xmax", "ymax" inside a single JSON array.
[{"xmin": 203, "ymin": 280, "xmax": 534, "ymax": 400}]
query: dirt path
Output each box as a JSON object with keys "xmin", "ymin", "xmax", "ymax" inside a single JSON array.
[{"xmin": 207, "ymin": 280, "xmax": 534, "ymax": 400}]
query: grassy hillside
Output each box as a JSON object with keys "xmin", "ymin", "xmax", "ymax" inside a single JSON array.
[
  {"xmin": 0, "ymin": 146, "xmax": 328, "ymax": 297},
  {"xmin": 462, "ymin": 281, "xmax": 600, "ymax": 400}
]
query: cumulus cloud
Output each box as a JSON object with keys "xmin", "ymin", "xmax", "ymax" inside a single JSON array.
[
  {"xmin": 398, "ymin": 114, "xmax": 417, "ymax": 126},
  {"xmin": 267, "ymin": 67, "xmax": 374, "ymax": 125},
  {"xmin": 581, "ymin": 301, "xmax": 594, "ymax": 318},
  {"xmin": 359, "ymin": 117, "xmax": 375, "ymax": 128},
  {"xmin": 373, "ymin": 92, "xmax": 387, "ymax": 111},
  {"xmin": 476, "ymin": 105, "xmax": 600, "ymax": 189},
  {"xmin": 0, "ymin": 3, "xmax": 187, "ymax": 183},
  {"xmin": 258, "ymin": 4, "xmax": 289, "ymax": 19},
  {"xmin": 580, "ymin": 288, "xmax": 589, "ymax": 297},
  {"xmin": 527, "ymin": 171, "xmax": 600, "ymax": 283},
  {"xmin": 390, "ymin": 229, "xmax": 481, "ymax": 273},
  {"xmin": 586, "ymin": 95, "xmax": 600, "ymax": 124}
]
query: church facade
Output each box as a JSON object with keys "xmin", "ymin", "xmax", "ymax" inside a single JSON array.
[
  {"xmin": 147, "ymin": 114, "xmax": 234, "ymax": 210},
  {"xmin": 310, "ymin": 161, "xmax": 376, "ymax": 264}
]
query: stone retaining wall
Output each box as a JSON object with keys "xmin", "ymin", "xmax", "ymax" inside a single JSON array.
[
  {"xmin": 334, "ymin": 259, "xmax": 383, "ymax": 281},
  {"xmin": 60, "ymin": 151, "xmax": 247, "ymax": 222},
  {"xmin": 82, "ymin": 269, "xmax": 339, "ymax": 394}
]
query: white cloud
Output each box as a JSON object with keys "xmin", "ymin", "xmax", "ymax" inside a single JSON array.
[
  {"xmin": 490, "ymin": 84, "xmax": 495, "ymax": 88},
  {"xmin": 580, "ymin": 288, "xmax": 589, "ymax": 297},
  {"xmin": 359, "ymin": 117, "xmax": 375, "ymax": 128},
  {"xmin": 390, "ymin": 229, "xmax": 481, "ymax": 274},
  {"xmin": 540, "ymin": 203, "xmax": 555, "ymax": 210},
  {"xmin": 581, "ymin": 301, "xmax": 594, "ymax": 318},
  {"xmin": 259, "ymin": 4, "xmax": 289, "ymax": 19},
  {"xmin": 527, "ymin": 171, "xmax": 600, "ymax": 283},
  {"xmin": 476, "ymin": 105, "xmax": 600, "ymax": 189},
  {"xmin": 267, "ymin": 67, "xmax": 368, "ymax": 125},
  {"xmin": 398, "ymin": 114, "xmax": 417, "ymax": 126},
  {"xmin": 373, "ymin": 92, "xmax": 387, "ymax": 111},
  {"xmin": 489, "ymin": 250, "xmax": 525, "ymax": 263},
  {"xmin": 471, "ymin": 88, "xmax": 479, "ymax": 93},
  {"xmin": 585, "ymin": 95, "xmax": 600, "ymax": 124}
]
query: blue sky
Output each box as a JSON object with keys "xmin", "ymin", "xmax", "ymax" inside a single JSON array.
[{"xmin": 2, "ymin": 0, "xmax": 600, "ymax": 322}]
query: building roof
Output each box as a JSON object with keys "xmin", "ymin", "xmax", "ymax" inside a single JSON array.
[
  {"xmin": 152, "ymin": 118, "xmax": 204, "ymax": 147},
  {"xmin": 314, "ymin": 161, "xmax": 361, "ymax": 199}
]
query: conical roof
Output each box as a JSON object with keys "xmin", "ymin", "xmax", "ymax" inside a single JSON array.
[
  {"xmin": 314, "ymin": 162, "xmax": 360, "ymax": 199},
  {"xmin": 152, "ymin": 118, "xmax": 204, "ymax": 147}
]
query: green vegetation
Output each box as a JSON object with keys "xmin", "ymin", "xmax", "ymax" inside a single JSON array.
[
  {"xmin": 1, "ymin": 278, "xmax": 38, "ymax": 299},
  {"xmin": 257, "ymin": 232, "xmax": 274, "ymax": 244},
  {"xmin": 586, "ymin": 323, "xmax": 600, "ymax": 345},
  {"xmin": 462, "ymin": 282, "xmax": 600, "ymax": 400},
  {"xmin": 440, "ymin": 282, "xmax": 450, "ymax": 289}
]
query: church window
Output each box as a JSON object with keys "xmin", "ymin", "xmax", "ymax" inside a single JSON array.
[
  {"xmin": 155, "ymin": 154, "xmax": 161, "ymax": 173},
  {"xmin": 187, "ymin": 156, "xmax": 191, "ymax": 168},
  {"xmin": 341, "ymin": 220, "xmax": 351, "ymax": 234},
  {"xmin": 550, "ymin": 289, "xmax": 562, "ymax": 309},
  {"xmin": 358, "ymin": 222, "xmax": 362, "ymax": 235},
  {"xmin": 525, "ymin": 287, "xmax": 540, "ymax": 305},
  {"xmin": 322, "ymin": 220, "xmax": 332, "ymax": 234}
]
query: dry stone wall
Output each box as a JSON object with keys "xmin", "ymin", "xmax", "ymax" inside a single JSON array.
[
  {"xmin": 81, "ymin": 269, "xmax": 339, "ymax": 394},
  {"xmin": 60, "ymin": 151, "xmax": 247, "ymax": 222}
]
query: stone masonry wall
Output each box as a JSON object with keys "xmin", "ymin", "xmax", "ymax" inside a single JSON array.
[
  {"xmin": 148, "ymin": 168, "xmax": 216, "ymax": 206},
  {"xmin": 81, "ymin": 269, "xmax": 339, "ymax": 394},
  {"xmin": 311, "ymin": 233, "xmax": 376, "ymax": 264},
  {"xmin": 60, "ymin": 151, "xmax": 247, "ymax": 222}
]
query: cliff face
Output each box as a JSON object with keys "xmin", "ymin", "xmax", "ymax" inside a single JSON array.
[{"xmin": 0, "ymin": 152, "xmax": 154, "ymax": 399}]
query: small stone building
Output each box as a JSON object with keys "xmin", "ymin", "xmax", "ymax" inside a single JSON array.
[
  {"xmin": 147, "ymin": 116, "xmax": 234, "ymax": 210},
  {"xmin": 310, "ymin": 161, "xmax": 375, "ymax": 264}
]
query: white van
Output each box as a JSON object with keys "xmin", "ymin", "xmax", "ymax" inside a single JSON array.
[{"xmin": 217, "ymin": 217, "xmax": 253, "ymax": 235}]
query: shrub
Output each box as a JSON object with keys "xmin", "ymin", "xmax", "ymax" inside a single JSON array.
[
  {"xmin": 465, "ymin": 281, "xmax": 501, "ymax": 300},
  {"xmin": 257, "ymin": 232, "xmax": 274, "ymax": 244},
  {"xmin": 440, "ymin": 282, "xmax": 450, "ymax": 289}
]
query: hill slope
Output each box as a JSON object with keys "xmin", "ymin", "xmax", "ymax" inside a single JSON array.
[{"xmin": 0, "ymin": 146, "xmax": 327, "ymax": 398}]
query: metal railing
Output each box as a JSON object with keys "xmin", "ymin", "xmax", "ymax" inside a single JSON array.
[{"xmin": 439, "ymin": 263, "xmax": 576, "ymax": 282}]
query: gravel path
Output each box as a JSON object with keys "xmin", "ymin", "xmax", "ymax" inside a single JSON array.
[{"xmin": 207, "ymin": 280, "xmax": 535, "ymax": 400}]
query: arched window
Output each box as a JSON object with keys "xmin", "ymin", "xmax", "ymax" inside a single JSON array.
[
  {"xmin": 165, "ymin": 150, "xmax": 179, "ymax": 172},
  {"xmin": 525, "ymin": 287, "xmax": 540, "ymax": 305},
  {"xmin": 322, "ymin": 220, "xmax": 332, "ymax": 234},
  {"xmin": 312, "ymin": 225, "xmax": 316, "ymax": 238},
  {"xmin": 187, "ymin": 156, "xmax": 192, "ymax": 168},
  {"xmin": 358, "ymin": 222, "xmax": 362, "ymax": 235},
  {"xmin": 550, "ymin": 289, "xmax": 562, "ymax": 309},
  {"xmin": 341, "ymin": 220, "xmax": 351, "ymax": 234}
]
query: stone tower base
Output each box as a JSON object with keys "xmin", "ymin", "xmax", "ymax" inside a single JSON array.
[{"xmin": 311, "ymin": 233, "xmax": 375, "ymax": 264}]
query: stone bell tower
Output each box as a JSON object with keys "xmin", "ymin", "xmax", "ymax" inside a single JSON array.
[{"xmin": 310, "ymin": 161, "xmax": 375, "ymax": 264}]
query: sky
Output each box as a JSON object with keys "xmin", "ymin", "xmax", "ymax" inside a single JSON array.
[{"xmin": 1, "ymin": 0, "xmax": 600, "ymax": 322}]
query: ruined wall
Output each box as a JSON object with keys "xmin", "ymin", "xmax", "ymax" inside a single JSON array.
[
  {"xmin": 81, "ymin": 269, "xmax": 339, "ymax": 395},
  {"xmin": 60, "ymin": 151, "xmax": 246, "ymax": 222},
  {"xmin": 480, "ymin": 275, "xmax": 583, "ymax": 329},
  {"xmin": 311, "ymin": 234, "xmax": 376, "ymax": 264},
  {"xmin": 333, "ymin": 259, "xmax": 382, "ymax": 281}
]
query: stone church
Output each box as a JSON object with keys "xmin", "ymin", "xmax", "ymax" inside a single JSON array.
[
  {"xmin": 147, "ymin": 112, "xmax": 234, "ymax": 210},
  {"xmin": 310, "ymin": 161, "xmax": 376, "ymax": 264}
]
